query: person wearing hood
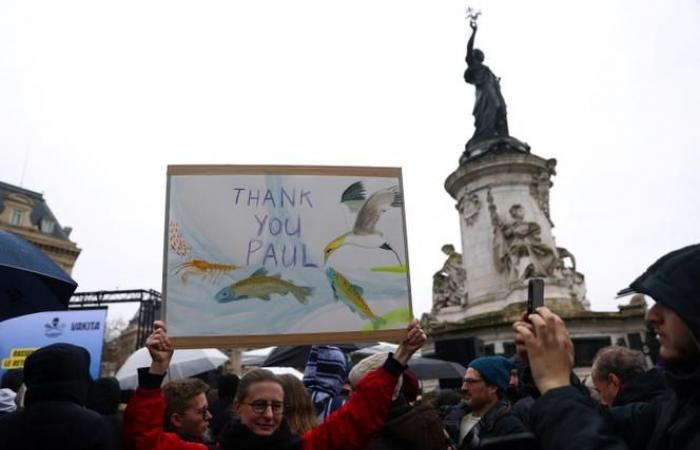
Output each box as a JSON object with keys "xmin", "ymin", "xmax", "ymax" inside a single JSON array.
[
  {"xmin": 349, "ymin": 352, "xmax": 447, "ymax": 450},
  {"xmin": 302, "ymin": 345, "xmax": 348, "ymax": 421},
  {"xmin": 514, "ymin": 244, "xmax": 700, "ymax": 450},
  {"xmin": 0, "ymin": 343, "xmax": 109, "ymax": 450},
  {"xmin": 123, "ymin": 319, "xmax": 426, "ymax": 450}
]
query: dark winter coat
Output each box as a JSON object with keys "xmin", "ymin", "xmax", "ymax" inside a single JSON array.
[
  {"xmin": 368, "ymin": 397, "xmax": 446, "ymax": 450},
  {"xmin": 612, "ymin": 368, "xmax": 666, "ymax": 407},
  {"xmin": 0, "ymin": 343, "xmax": 109, "ymax": 450},
  {"xmin": 529, "ymin": 245, "xmax": 700, "ymax": 450},
  {"xmin": 443, "ymin": 400, "xmax": 528, "ymax": 450}
]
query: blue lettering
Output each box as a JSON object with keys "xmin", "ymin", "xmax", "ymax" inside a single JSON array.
[
  {"xmin": 302, "ymin": 244, "xmax": 318, "ymax": 268},
  {"xmin": 281, "ymin": 245, "xmax": 297, "ymax": 267},
  {"xmin": 281, "ymin": 188, "xmax": 295, "ymax": 207},
  {"xmin": 232, "ymin": 188, "xmax": 245, "ymax": 205},
  {"xmin": 262, "ymin": 189, "xmax": 276, "ymax": 207},
  {"xmin": 300, "ymin": 190, "xmax": 313, "ymax": 208},
  {"xmin": 263, "ymin": 243, "xmax": 278, "ymax": 267},
  {"xmin": 246, "ymin": 239, "xmax": 263, "ymax": 265},
  {"xmin": 254, "ymin": 214, "xmax": 268, "ymax": 236},
  {"xmin": 269, "ymin": 217, "xmax": 282, "ymax": 236},
  {"xmin": 247, "ymin": 189, "xmax": 260, "ymax": 207},
  {"xmin": 284, "ymin": 216, "xmax": 301, "ymax": 238}
]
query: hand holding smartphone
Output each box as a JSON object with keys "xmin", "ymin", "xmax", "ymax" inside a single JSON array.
[{"xmin": 527, "ymin": 278, "xmax": 544, "ymax": 314}]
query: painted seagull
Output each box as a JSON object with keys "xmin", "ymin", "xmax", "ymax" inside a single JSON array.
[{"xmin": 323, "ymin": 181, "xmax": 403, "ymax": 263}]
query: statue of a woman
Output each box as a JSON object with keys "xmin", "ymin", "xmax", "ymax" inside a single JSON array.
[{"xmin": 465, "ymin": 22, "xmax": 509, "ymax": 146}]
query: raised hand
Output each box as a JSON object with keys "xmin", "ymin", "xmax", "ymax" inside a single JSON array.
[
  {"xmin": 394, "ymin": 319, "xmax": 427, "ymax": 365},
  {"xmin": 146, "ymin": 320, "xmax": 174, "ymax": 375},
  {"xmin": 514, "ymin": 307, "xmax": 574, "ymax": 394}
]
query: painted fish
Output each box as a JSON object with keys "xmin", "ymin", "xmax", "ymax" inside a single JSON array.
[
  {"xmin": 215, "ymin": 268, "xmax": 312, "ymax": 304},
  {"xmin": 325, "ymin": 267, "xmax": 386, "ymax": 329}
]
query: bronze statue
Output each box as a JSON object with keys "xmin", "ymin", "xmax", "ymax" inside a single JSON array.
[
  {"xmin": 464, "ymin": 21, "xmax": 509, "ymax": 148},
  {"xmin": 459, "ymin": 10, "xmax": 529, "ymax": 165}
]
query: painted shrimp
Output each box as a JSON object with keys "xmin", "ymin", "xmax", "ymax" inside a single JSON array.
[{"xmin": 173, "ymin": 259, "xmax": 240, "ymax": 284}]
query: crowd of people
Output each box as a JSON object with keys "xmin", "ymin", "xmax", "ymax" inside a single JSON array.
[{"xmin": 0, "ymin": 243, "xmax": 697, "ymax": 450}]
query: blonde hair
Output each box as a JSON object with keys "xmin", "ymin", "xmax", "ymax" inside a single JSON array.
[{"xmin": 278, "ymin": 374, "xmax": 318, "ymax": 434}]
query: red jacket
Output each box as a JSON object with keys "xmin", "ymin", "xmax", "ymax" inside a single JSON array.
[{"xmin": 123, "ymin": 358, "xmax": 403, "ymax": 450}]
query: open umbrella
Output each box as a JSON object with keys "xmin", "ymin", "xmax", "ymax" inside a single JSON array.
[
  {"xmin": 407, "ymin": 356, "xmax": 466, "ymax": 380},
  {"xmin": 263, "ymin": 367, "xmax": 304, "ymax": 379},
  {"xmin": 0, "ymin": 231, "xmax": 77, "ymax": 321},
  {"xmin": 262, "ymin": 343, "xmax": 374, "ymax": 372},
  {"xmin": 116, "ymin": 347, "xmax": 229, "ymax": 389},
  {"xmin": 241, "ymin": 346, "xmax": 275, "ymax": 366}
]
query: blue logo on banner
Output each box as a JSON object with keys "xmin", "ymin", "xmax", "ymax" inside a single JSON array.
[{"xmin": 44, "ymin": 317, "xmax": 65, "ymax": 338}]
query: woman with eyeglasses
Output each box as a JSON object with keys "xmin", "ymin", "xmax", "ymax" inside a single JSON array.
[{"xmin": 123, "ymin": 319, "xmax": 426, "ymax": 450}]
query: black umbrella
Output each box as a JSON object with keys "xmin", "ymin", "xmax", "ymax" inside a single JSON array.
[
  {"xmin": 262, "ymin": 343, "xmax": 374, "ymax": 372},
  {"xmin": 0, "ymin": 231, "xmax": 77, "ymax": 321},
  {"xmin": 407, "ymin": 356, "xmax": 466, "ymax": 380}
]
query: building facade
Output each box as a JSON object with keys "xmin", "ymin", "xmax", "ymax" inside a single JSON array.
[{"xmin": 0, "ymin": 181, "xmax": 81, "ymax": 274}]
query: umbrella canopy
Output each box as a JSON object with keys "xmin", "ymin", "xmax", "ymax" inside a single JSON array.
[
  {"xmin": 241, "ymin": 346, "xmax": 275, "ymax": 366},
  {"xmin": 0, "ymin": 231, "xmax": 77, "ymax": 321},
  {"xmin": 407, "ymin": 356, "xmax": 466, "ymax": 380},
  {"xmin": 264, "ymin": 366, "xmax": 304, "ymax": 379},
  {"xmin": 349, "ymin": 342, "xmax": 399, "ymax": 364},
  {"xmin": 262, "ymin": 343, "xmax": 374, "ymax": 372},
  {"xmin": 116, "ymin": 347, "xmax": 229, "ymax": 389}
]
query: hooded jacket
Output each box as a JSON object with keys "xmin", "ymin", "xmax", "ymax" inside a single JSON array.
[
  {"xmin": 530, "ymin": 244, "xmax": 700, "ymax": 450},
  {"xmin": 0, "ymin": 343, "xmax": 109, "ymax": 450}
]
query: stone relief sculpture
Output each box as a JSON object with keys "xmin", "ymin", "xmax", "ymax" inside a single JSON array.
[
  {"xmin": 456, "ymin": 193, "xmax": 482, "ymax": 226},
  {"xmin": 432, "ymin": 244, "xmax": 467, "ymax": 311},
  {"xmin": 487, "ymin": 191, "xmax": 558, "ymax": 284},
  {"xmin": 529, "ymin": 159, "xmax": 557, "ymax": 226}
]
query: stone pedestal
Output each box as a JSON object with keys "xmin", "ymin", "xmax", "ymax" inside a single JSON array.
[{"xmin": 431, "ymin": 151, "xmax": 587, "ymax": 323}]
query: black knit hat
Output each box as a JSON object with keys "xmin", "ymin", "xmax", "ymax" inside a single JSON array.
[
  {"xmin": 23, "ymin": 343, "xmax": 93, "ymax": 406},
  {"xmin": 618, "ymin": 244, "xmax": 700, "ymax": 341}
]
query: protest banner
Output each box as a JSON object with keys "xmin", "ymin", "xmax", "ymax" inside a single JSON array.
[
  {"xmin": 164, "ymin": 165, "xmax": 412, "ymax": 347},
  {"xmin": 0, "ymin": 308, "xmax": 107, "ymax": 379}
]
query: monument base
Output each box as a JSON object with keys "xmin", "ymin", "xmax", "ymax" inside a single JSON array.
[{"xmin": 460, "ymin": 136, "xmax": 530, "ymax": 166}]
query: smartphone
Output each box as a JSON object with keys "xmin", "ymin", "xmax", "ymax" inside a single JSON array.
[{"xmin": 527, "ymin": 278, "xmax": 544, "ymax": 314}]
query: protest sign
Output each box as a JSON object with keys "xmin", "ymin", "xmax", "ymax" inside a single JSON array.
[{"xmin": 164, "ymin": 165, "xmax": 412, "ymax": 347}]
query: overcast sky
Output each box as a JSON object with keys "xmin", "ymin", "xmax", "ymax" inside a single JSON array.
[{"xmin": 1, "ymin": 0, "xmax": 698, "ymax": 329}]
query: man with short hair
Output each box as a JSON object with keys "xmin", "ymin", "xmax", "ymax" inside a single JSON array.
[
  {"xmin": 590, "ymin": 346, "xmax": 665, "ymax": 407},
  {"xmin": 162, "ymin": 378, "xmax": 213, "ymax": 442},
  {"xmin": 444, "ymin": 356, "xmax": 527, "ymax": 449},
  {"xmin": 515, "ymin": 244, "xmax": 700, "ymax": 450}
]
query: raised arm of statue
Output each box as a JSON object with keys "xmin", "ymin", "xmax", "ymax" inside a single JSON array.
[{"xmin": 466, "ymin": 22, "xmax": 477, "ymax": 65}]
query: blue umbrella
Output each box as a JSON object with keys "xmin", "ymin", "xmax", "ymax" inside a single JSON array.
[{"xmin": 0, "ymin": 231, "xmax": 78, "ymax": 321}]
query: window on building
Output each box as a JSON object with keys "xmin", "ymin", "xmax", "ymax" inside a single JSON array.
[
  {"xmin": 502, "ymin": 342, "xmax": 517, "ymax": 357},
  {"xmin": 40, "ymin": 219, "xmax": 55, "ymax": 234},
  {"xmin": 572, "ymin": 337, "xmax": 612, "ymax": 367},
  {"xmin": 10, "ymin": 209, "xmax": 23, "ymax": 226}
]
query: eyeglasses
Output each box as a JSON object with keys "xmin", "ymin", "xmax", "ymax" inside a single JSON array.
[
  {"xmin": 462, "ymin": 378, "xmax": 485, "ymax": 386},
  {"xmin": 243, "ymin": 401, "xmax": 285, "ymax": 415}
]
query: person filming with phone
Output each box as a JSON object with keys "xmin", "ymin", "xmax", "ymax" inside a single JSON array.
[{"xmin": 513, "ymin": 245, "xmax": 700, "ymax": 450}]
